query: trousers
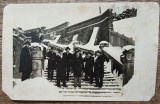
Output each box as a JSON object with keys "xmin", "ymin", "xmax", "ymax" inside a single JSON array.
[
  {"xmin": 74, "ymin": 77, "xmax": 81, "ymax": 87},
  {"xmin": 95, "ymin": 77, "xmax": 103, "ymax": 87}
]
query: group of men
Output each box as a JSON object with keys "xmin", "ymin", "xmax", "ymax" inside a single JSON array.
[
  {"xmin": 47, "ymin": 46, "xmax": 109, "ymax": 88},
  {"xmin": 19, "ymin": 41, "xmax": 110, "ymax": 88}
]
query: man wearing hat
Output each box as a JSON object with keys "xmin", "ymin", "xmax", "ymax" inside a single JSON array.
[
  {"xmin": 19, "ymin": 41, "xmax": 32, "ymax": 81},
  {"xmin": 83, "ymin": 51, "xmax": 94, "ymax": 84},
  {"xmin": 47, "ymin": 48, "xmax": 56, "ymax": 81},
  {"xmin": 56, "ymin": 49, "xmax": 67, "ymax": 87},
  {"xmin": 94, "ymin": 50, "xmax": 109, "ymax": 88},
  {"xmin": 62, "ymin": 47, "xmax": 72, "ymax": 81},
  {"xmin": 72, "ymin": 49, "xmax": 83, "ymax": 87}
]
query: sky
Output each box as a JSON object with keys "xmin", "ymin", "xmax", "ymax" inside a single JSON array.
[
  {"xmin": 3, "ymin": 3, "xmax": 136, "ymax": 30},
  {"xmin": 4, "ymin": 3, "xmax": 158, "ymax": 39}
]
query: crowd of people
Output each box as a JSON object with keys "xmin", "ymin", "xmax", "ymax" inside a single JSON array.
[
  {"xmin": 46, "ymin": 46, "xmax": 109, "ymax": 88},
  {"xmin": 19, "ymin": 41, "xmax": 110, "ymax": 88}
]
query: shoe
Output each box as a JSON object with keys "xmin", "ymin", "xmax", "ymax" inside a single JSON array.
[
  {"xmin": 94, "ymin": 85, "xmax": 98, "ymax": 87},
  {"xmin": 78, "ymin": 85, "xmax": 81, "ymax": 88},
  {"xmin": 90, "ymin": 82, "xmax": 93, "ymax": 84},
  {"xmin": 63, "ymin": 85, "xmax": 68, "ymax": 87},
  {"xmin": 56, "ymin": 84, "xmax": 61, "ymax": 87},
  {"xmin": 74, "ymin": 86, "xmax": 77, "ymax": 88},
  {"xmin": 98, "ymin": 85, "xmax": 102, "ymax": 88},
  {"xmin": 84, "ymin": 78, "xmax": 89, "ymax": 81}
]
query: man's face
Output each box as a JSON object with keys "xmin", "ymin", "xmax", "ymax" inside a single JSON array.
[
  {"xmin": 26, "ymin": 44, "xmax": 30, "ymax": 47},
  {"xmin": 96, "ymin": 52, "xmax": 101, "ymax": 56},
  {"xmin": 88, "ymin": 53, "xmax": 91, "ymax": 57},
  {"xmin": 76, "ymin": 52, "xmax": 80, "ymax": 56},
  {"xmin": 66, "ymin": 49, "xmax": 70, "ymax": 53}
]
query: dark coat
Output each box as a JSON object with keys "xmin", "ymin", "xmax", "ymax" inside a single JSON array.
[
  {"xmin": 63, "ymin": 52, "xmax": 72, "ymax": 68},
  {"xmin": 94, "ymin": 55, "xmax": 109, "ymax": 78},
  {"xmin": 84, "ymin": 56, "xmax": 94, "ymax": 74},
  {"xmin": 72, "ymin": 54, "xmax": 83, "ymax": 77},
  {"xmin": 56, "ymin": 55, "xmax": 66, "ymax": 79},
  {"xmin": 48, "ymin": 51, "xmax": 56, "ymax": 70},
  {"xmin": 43, "ymin": 47, "xmax": 47, "ymax": 59},
  {"xmin": 19, "ymin": 46, "xmax": 32, "ymax": 81}
]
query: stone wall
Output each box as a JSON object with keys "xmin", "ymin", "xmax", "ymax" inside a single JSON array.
[
  {"xmin": 56, "ymin": 8, "xmax": 137, "ymax": 45},
  {"xmin": 45, "ymin": 22, "xmax": 69, "ymax": 33},
  {"xmin": 109, "ymin": 30, "xmax": 135, "ymax": 47},
  {"xmin": 57, "ymin": 9, "xmax": 112, "ymax": 45}
]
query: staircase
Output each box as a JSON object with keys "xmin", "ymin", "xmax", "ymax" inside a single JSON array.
[{"xmin": 42, "ymin": 60, "xmax": 123, "ymax": 97}]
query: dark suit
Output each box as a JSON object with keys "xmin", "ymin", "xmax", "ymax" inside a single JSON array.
[
  {"xmin": 63, "ymin": 52, "xmax": 72, "ymax": 80},
  {"xmin": 94, "ymin": 54, "xmax": 109, "ymax": 87},
  {"xmin": 19, "ymin": 46, "xmax": 32, "ymax": 81},
  {"xmin": 47, "ymin": 51, "xmax": 56, "ymax": 80},
  {"xmin": 55, "ymin": 55, "xmax": 66, "ymax": 86},
  {"xmin": 83, "ymin": 56, "xmax": 94, "ymax": 84},
  {"xmin": 72, "ymin": 54, "xmax": 83, "ymax": 87}
]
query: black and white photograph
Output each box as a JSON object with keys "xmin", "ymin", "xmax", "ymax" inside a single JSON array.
[{"xmin": 2, "ymin": 3, "xmax": 159, "ymax": 101}]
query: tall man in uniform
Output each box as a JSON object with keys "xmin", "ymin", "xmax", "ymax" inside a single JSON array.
[{"xmin": 63, "ymin": 47, "xmax": 72, "ymax": 81}]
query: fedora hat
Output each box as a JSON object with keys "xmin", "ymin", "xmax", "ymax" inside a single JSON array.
[{"xmin": 65, "ymin": 47, "xmax": 70, "ymax": 50}]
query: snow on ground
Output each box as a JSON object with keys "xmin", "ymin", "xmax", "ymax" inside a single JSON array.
[{"xmin": 12, "ymin": 77, "xmax": 62, "ymax": 100}]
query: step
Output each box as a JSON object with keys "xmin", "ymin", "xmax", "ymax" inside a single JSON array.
[
  {"xmin": 59, "ymin": 85, "xmax": 122, "ymax": 91},
  {"xmin": 46, "ymin": 78, "xmax": 120, "ymax": 83},
  {"xmin": 51, "ymin": 81, "xmax": 121, "ymax": 85},
  {"xmin": 42, "ymin": 75, "xmax": 116, "ymax": 81},
  {"xmin": 62, "ymin": 95, "xmax": 113, "ymax": 97},
  {"xmin": 43, "ymin": 71, "xmax": 113, "ymax": 75},
  {"xmin": 53, "ymin": 85, "xmax": 122, "ymax": 89},
  {"xmin": 53, "ymin": 82, "xmax": 122, "ymax": 87},
  {"xmin": 58, "ymin": 87, "xmax": 121, "ymax": 90},
  {"xmin": 59, "ymin": 89, "xmax": 121, "ymax": 93},
  {"xmin": 42, "ymin": 77, "xmax": 118, "ymax": 83},
  {"xmin": 52, "ymin": 82, "xmax": 121, "ymax": 87},
  {"xmin": 61, "ymin": 84, "xmax": 121, "ymax": 88},
  {"xmin": 60, "ymin": 93, "xmax": 122, "ymax": 97}
]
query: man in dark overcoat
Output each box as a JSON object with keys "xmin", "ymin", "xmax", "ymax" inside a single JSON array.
[
  {"xmin": 19, "ymin": 41, "xmax": 32, "ymax": 81},
  {"xmin": 56, "ymin": 50, "xmax": 67, "ymax": 87},
  {"xmin": 47, "ymin": 48, "xmax": 56, "ymax": 81},
  {"xmin": 63, "ymin": 47, "xmax": 72, "ymax": 81},
  {"xmin": 83, "ymin": 51, "xmax": 94, "ymax": 84},
  {"xmin": 72, "ymin": 50, "xmax": 84, "ymax": 88},
  {"xmin": 94, "ymin": 50, "xmax": 109, "ymax": 88}
]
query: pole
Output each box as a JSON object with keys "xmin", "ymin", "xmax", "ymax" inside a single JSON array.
[{"xmin": 99, "ymin": 6, "xmax": 101, "ymax": 14}]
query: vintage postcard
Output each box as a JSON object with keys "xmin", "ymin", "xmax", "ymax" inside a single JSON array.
[{"xmin": 2, "ymin": 2, "xmax": 159, "ymax": 101}]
